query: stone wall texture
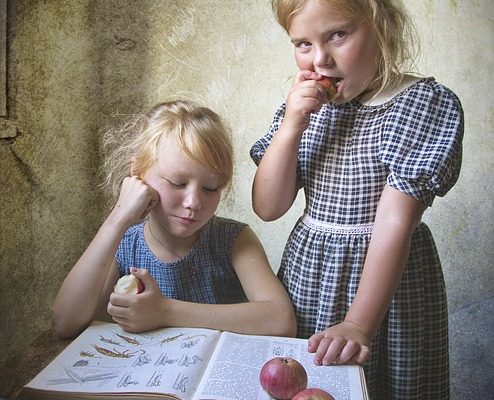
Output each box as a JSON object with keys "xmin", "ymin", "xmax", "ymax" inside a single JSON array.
[{"xmin": 1, "ymin": 1, "xmax": 492, "ymax": 399}]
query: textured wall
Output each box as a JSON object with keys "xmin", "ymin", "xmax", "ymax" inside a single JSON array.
[
  {"xmin": 0, "ymin": 1, "xmax": 492, "ymax": 399},
  {"xmin": 1, "ymin": 0, "xmax": 105, "ymax": 369}
]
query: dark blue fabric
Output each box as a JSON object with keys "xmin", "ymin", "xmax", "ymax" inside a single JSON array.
[
  {"xmin": 116, "ymin": 216, "xmax": 248, "ymax": 304},
  {"xmin": 250, "ymin": 77, "xmax": 463, "ymax": 400}
]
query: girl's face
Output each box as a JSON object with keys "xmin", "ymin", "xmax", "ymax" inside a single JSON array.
[
  {"xmin": 289, "ymin": 0, "xmax": 380, "ymax": 103},
  {"xmin": 143, "ymin": 136, "xmax": 222, "ymax": 242}
]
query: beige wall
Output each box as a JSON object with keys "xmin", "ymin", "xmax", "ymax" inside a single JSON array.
[{"xmin": 1, "ymin": 1, "xmax": 492, "ymax": 398}]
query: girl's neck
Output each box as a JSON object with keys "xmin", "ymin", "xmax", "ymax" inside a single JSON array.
[
  {"xmin": 357, "ymin": 74, "xmax": 420, "ymax": 106},
  {"xmin": 144, "ymin": 219, "xmax": 196, "ymax": 262}
]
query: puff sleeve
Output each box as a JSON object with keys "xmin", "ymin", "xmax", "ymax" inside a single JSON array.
[
  {"xmin": 250, "ymin": 103, "xmax": 286, "ymax": 165},
  {"xmin": 379, "ymin": 80, "xmax": 464, "ymax": 206}
]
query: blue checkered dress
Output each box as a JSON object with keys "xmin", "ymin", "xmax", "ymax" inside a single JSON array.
[
  {"xmin": 115, "ymin": 216, "xmax": 248, "ymax": 304},
  {"xmin": 250, "ymin": 78, "xmax": 463, "ymax": 400}
]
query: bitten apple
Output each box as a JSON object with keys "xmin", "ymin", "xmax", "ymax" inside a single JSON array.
[
  {"xmin": 259, "ymin": 357, "xmax": 308, "ymax": 400},
  {"xmin": 292, "ymin": 388, "xmax": 336, "ymax": 400},
  {"xmin": 319, "ymin": 77, "xmax": 338, "ymax": 101},
  {"xmin": 114, "ymin": 274, "xmax": 144, "ymax": 294}
]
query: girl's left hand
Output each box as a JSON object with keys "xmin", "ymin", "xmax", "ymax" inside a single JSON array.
[
  {"xmin": 308, "ymin": 321, "xmax": 371, "ymax": 365},
  {"xmin": 107, "ymin": 268, "xmax": 166, "ymax": 332}
]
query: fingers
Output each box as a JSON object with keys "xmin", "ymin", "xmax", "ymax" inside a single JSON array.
[
  {"xmin": 309, "ymin": 333, "xmax": 371, "ymax": 366},
  {"xmin": 293, "ymin": 69, "xmax": 321, "ymax": 84},
  {"xmin": 130, "ymin": 267, "xmax": 160, "ymax": 293},
  {"xmin": 107, "ymin": 293, "xmax": 140, "ymax": 332},
  {"xmin": 314, "ymin": 335, "xmax": 342, "ymax": 365},
  {"xmin": 112, "ymin": 177, "xmax": 160, "ymax": 225},
  {"xmin": 289, "ymin": 70, "xmax": 328, "ymax": 107},
  {"xmin": 138, "ymin": 188, "xmax": 160, "ymax": 220},
  {"xmin": 108, "ymin": 269, "xmax": 165, "ymax": 333},
  {"xmin": 107, "ymin": 292, "xmax": 130, "ymax": 314},
  {"xmin": 353, "ymin": 345, "xmax": 370, "ymax": 364},
  {"xmin": 307, "ymin": 331, "xmax": 324, "ymax": 353}
]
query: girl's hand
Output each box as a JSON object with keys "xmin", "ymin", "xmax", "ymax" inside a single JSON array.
[
  {"xmin": 110, "ymin": 176, "xmax": 160, "ymax": 228},
  {"xmin": 308, "ymin": 321, "xmax": 371, "ymax": 365},
  {"xmin": 107, "ymin": 268, "xmax": 167, "ymax": 332},
  {"xmin": 284, "ymin": 70, "xmax": 328, "ymax": 133}
]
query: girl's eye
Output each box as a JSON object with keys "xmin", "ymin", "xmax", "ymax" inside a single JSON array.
[
  {"xmin": 166, "ymin": 179, "xmax": 185, "ymax": 188},
  {"xmin": 166, "ymin": 178, "xmax": 219, "ymax": 193},
  {"xmin": 296, "ymin": 41, "xmax": 311, "ymax": 49},
  {"xmin": 330, "ymin": 31, "xmax": 346, "ymax": 41}
]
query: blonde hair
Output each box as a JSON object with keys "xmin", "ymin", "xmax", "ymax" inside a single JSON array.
[
  {"xmin": 272, "ymin": 0, "xmax": 420, "ymax": 93},
  {"xmin": 101, "ymin": 100, "xmax": 233, "ymax": 202}
]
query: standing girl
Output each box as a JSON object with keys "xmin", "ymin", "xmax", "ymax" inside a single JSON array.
[
  {"xmin": 250, "ymin": 1, "xmax": 463, "ymax": 399},
  {"xmin": 52, "ymin": 100, "xmax": 296, "ymax": 339}
]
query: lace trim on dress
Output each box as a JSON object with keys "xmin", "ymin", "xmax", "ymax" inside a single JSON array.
[{"xmin": 301, "ymin": 214, "xmax": 373, "ymax": 235}]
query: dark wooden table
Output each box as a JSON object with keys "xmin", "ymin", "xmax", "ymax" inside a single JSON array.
[{"xmin": 0, "ymin": 329, "xmax": 71, "ymax": 399}]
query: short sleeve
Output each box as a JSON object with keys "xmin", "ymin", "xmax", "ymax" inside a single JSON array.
[
  {"xmin": 250, "ymin": 103, "xmax": 286, "ymax": 165},
  {"xmin": 379, "ymin": 80, "xmax": 464, "ymax": 206}
]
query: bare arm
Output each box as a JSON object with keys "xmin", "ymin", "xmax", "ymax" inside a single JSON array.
[
  {"xmin": 252, "ymin": 70, "xmax": 328, "ymax": 221},
  {"xmin": 308, "ymin": 185, "xmax": 427, "ymax": 364},
  {"xmin": 51, "ymin": 177, "xmax": 159, "ymax": 338},
  {"xmin": 108, "ymin": 227, "xmax": 297, "ymax": 337}
]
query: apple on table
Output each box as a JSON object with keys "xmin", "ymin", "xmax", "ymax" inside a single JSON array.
[
  {"xmin": 292, "ymin": 388, "xmax": 335, "ymax": 400},
  {"xmin": 259, "ymin": 357, "xmax": 308, "ymax": 400}
]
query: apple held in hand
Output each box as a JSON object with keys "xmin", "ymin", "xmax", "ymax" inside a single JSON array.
[
  {"xmin": 319, "ymin": 77, "xmax": 338, "ymax": 101},
  {"xmin": 114, "ymin": 274, "xmax": 144, "ymax": 294},
  {"xmin": 292, "ymin": 388, "xmax": 336, "ymax": 400},
  {"xmin": 259, "ymin": 357, "xmax": 308, "ymax": 400}
]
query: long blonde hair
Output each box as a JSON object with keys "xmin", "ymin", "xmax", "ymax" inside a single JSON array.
[
  {"xmin": 272, "ymin": 0, "xmax": 420, "ymax": 93},
  {"xmin": 101, "ymin": 100, "xmax": 233, "ymax": 202}
]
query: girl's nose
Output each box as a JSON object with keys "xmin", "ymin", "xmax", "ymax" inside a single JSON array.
[
  {"xmin": 313, "ymin": 45, "xmax": 333, "ymax": 68},
  {"xmin": 183, "ymin": 188, "xmax": 202, "ymax": 210}
]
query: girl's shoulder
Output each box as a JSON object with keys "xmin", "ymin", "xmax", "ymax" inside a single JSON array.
[
  {"xmin": 196, "ymin": 216, "xmax": 248, "ymax": 258},
  {"xmin": 359, "ymin": 75, "xmax": 462, "ymax": 110},
  {"xmin": 121, "ymin": 223, "xmax": 144, "ymax": 242},
  {"xmin": 377, "ymin": 77, "xmax": 464, "ymax": 205},
  {"xmin": 203, "ymin": 216, "xmax": 247, "ymax": 239}
]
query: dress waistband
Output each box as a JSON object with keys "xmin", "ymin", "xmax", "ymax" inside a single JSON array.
[{"xmin": 301, "ymin": 214, "xmax": 373, "ymax": 235}]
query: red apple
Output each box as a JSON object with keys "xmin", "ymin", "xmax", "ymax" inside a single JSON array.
[
  {"xmin": 319, "ymin": 77, "xmax": 337, "ymax": 101},
  {"xmin": 259, "ymin": 357, "xmax": 308, "ymax": 400},
  {"xmin": 292, "ymin": 388, "xmax": 336, "ymax": 400},
  {"xmin": 114, "ymin": 274, "xmax": 144, "ymax": 294}
]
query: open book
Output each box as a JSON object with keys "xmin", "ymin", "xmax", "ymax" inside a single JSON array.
[{"xmin": 18, "ymin": 321, "xmax": 368, "ymax": 400}]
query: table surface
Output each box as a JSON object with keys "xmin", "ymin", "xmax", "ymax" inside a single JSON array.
[{"xmin": 0, "ymin": 329, "xmax": 70, "ymax": 400}]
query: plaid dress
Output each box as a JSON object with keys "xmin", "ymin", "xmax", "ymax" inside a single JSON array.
[
  {"xmin": 115, "ymin": 216, "xmax": 248, "ymax": 304},
  {"xmin": 250, "ymin": 78, "xmax": 463, "ymax": 400}
]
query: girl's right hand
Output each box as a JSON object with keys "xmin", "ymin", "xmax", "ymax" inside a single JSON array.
[
  {"xmin": 110, "ymin": 176, "xmax": 160, "ymax": 228},
  {"xmin": 108, "ymin": 267, "xmax": 167, "ymax": 333},
  {"xmin": 284, "ymin": 70, "xmax": 328, "ymax": 133}
]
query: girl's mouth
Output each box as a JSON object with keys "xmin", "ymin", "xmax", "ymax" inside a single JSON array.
[
  {"xmin": 177, "ymin": 216, "xmax": 197, "ymax": 224},
  {"xmin": 330, "ymin": 77, "xmax": 343, "ymax": 90}
]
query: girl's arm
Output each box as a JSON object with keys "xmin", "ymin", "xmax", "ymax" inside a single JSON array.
[
  {"xmin": 51, "ymin": 177, "xmax": 159, "ymax": 338},
  {"xmin": 308, "ymin": 185, "xmax": 427, "ymax": 365},
  {"xmin": 108, "ymin": 227, "xmax": 298, "ymax": 337},
  {"xmin": 252, "ymin": 122, "xmax": 300, "ymax": 221},
  {"xmin": 252, "ymin": 70, "xmax": 327, "ymax": 221}
]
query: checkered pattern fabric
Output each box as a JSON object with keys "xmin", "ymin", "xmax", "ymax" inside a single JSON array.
[
  {"xmin": 116, "ymin": 216, "xmax": 248, "ymax": 304},
  {"xmin": 250, "ymin": 78, "xmax": 463, "ymax": 400}
]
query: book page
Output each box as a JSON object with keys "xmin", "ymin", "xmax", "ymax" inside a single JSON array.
[
  {"xmin": 25, "ymin": 321, "xmax": 221, "ymax": 400},
  {"xmin": 194, "ymin": 332, "xmax": 367, "ymax": 400}
]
